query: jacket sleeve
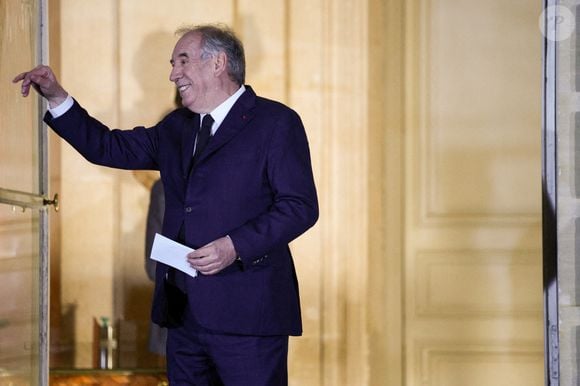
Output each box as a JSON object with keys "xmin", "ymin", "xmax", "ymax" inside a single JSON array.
[{"xmin": 44, "ymin": 99, "xmax": 160, "ymax": 170}]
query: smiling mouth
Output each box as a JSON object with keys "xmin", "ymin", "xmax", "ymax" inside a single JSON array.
[{"xmin": 178, "ymin": 84, "xmax": 190, "ymax": 92}]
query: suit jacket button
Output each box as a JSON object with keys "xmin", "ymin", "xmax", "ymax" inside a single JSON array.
[{"xmin": 185, "ymin": 207, "xmax": 192, "ymax": 213}]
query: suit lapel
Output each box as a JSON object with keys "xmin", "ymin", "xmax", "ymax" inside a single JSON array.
[
  {"xmin": 195, "ymin": 87, "xmax": 257, "ymax": 165},
  {"xmin": 180, "ymin": 111, "xmax": 200, "ymax": 177}
]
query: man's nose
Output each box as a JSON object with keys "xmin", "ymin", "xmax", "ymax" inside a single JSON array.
[{"xmin": 169, "ymin": 67, "xmax": 180, "ymax": 82}]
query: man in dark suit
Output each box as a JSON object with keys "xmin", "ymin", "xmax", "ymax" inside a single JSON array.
[{"xmin": 14, "ymin": 24, "xmax": 318, "ymax": 385}]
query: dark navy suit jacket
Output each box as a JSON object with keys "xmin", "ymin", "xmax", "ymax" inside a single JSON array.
[{"xmin": 45, "ymin": 86, "xmax": 319, "ymax": 336}]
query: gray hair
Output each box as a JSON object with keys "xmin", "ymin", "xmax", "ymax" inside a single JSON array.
[{"xmin": 176, "ymin": 24, "xmax": 245, "ymax": 85}]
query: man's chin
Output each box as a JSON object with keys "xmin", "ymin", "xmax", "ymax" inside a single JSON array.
[{"xmin": 180, "ymin": 99, "xmax": 193, "ymax": 110}]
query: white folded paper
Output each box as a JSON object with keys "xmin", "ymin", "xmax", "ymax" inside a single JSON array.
[{"xmin": 150, "ymin": 233, "xmax": 198, "ymax": 277}]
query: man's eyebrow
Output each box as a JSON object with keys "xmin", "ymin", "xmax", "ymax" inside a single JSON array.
[{"xmin": 170, "ymin": 52, "xmax": 189, "ymax": 64}]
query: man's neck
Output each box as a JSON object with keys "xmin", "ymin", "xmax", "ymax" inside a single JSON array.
[{"xmin": 199, "ymin": 81, "xmax": 241, "ymax": 113}]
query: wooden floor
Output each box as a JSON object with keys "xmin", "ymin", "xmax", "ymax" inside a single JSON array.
[{"xmin": 49, "ymin": 370, "xmax": 167, "ymax": 386}]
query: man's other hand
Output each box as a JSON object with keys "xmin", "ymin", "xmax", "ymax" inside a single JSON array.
[{"xmin": 187, "ymin": 236, "xmax": 238, "ymax": 275}]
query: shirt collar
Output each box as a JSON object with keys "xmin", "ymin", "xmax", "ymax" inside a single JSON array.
[{"xmin": 201, "ymin": 85, "xmax": 246, "ymax": 135}]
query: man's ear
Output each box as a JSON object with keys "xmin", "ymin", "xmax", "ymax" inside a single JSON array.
[{"xmin": 213, "ymin": 52, "xmax": 227, "ymax": 76}]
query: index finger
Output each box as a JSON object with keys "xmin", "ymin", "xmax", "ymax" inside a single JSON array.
[
  {"xmin": 12, "ymin": 72, "xmax": 28, "ymax": 83},
  {"xmin": 188, "ymin": 248, "xmax": 205, "ymax": 259}
]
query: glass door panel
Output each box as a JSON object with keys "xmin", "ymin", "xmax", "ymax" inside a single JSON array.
[
  {"xmin": 0, "ymin": 0, "xmax": 48, "ymax": 385},
  {"xmin": 0, "ymin": 0, "xmax": 41, "ymax": 194},
  {"xmin": 0, "ymin": 206, "xmax": 41, "ymax": 384}
]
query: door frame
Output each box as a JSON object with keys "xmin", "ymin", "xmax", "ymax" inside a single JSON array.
[{"xmin": 542, "ymin": 0, "xmax": 559, "ymax": 385}]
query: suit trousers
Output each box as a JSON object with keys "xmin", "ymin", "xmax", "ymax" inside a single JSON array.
[{"xmin": 166, "ymin": 301, "xmax": 289, "ymax": 386}]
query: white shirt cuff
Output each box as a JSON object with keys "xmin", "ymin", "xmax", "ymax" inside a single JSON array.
[{"xmin": 47, "ymin": 95, "xmax": 74, "ymax": 118}]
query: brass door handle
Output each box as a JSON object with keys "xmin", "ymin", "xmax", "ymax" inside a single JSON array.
[
  {"xmin": 43, "ymin": 193, "xmax": 59, "ymax": 212},
  {"xmin": 0, "ymin": 188, "xmax": 59, "ymax": 212}
]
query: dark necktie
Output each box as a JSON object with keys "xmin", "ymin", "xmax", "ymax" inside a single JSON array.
[{"xmin": 192, "ymin": 114, "xmax": 214, "ymax": 166}]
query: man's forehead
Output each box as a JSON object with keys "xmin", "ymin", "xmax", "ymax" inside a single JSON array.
[
  {"xmin": 172, "ymin": 33, "xmax": 201, "ymax": 56},
  {"xmin": 178, "ymin": 32, "xmax": 201, "ymax": 48}
]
